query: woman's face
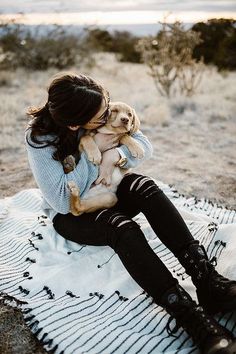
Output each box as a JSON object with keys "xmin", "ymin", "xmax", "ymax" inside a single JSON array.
[
  {"xmin": 83, "ymin": 96, "xmax": 110, "ymax": 130},
  {"xmin": 67, "ymin": 96, "xmax": 110, "ymax": 131}
]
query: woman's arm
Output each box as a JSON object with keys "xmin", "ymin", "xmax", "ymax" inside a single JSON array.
[
  {"xmin": 95, "ymin": 130, "xmax": 153, "ymax": 185},
  {"xmin": 25, "ymin": 132, "xmax": 98, "ymax": 214},
  {"xmin": 117, "ymin": 130, "xmax": 153, "ymax": 168}
]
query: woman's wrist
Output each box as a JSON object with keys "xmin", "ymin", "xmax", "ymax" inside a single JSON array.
[{"xmin": 115, "ymin": 148, "xmax": 128, "ymax": 167}]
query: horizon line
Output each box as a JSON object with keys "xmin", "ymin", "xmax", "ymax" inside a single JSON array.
[{"xmin": 0, "ymin": 11, "xmax": 235, "ymax": 26}]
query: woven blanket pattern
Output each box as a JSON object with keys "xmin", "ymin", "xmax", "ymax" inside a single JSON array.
[{"xmin": 0, "ymin": 180, "xmax": 236, "ymax": 354}]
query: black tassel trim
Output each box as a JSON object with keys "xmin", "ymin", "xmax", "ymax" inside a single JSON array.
[
  {"xmin": 44, "ymin": 338, "xmax": 53, "ymax": 347},
  {"xmin": 28, "ymin": 239, "xmax": 39, "ymax": 251},
  {"xmin": 66, "ymin": 290, "xmax": 80, "ymax": 298},
  {"xmin": 41, "ymin": 332, "xmax": 48, "ymax": 342},
  {"xmin": 208, "ymin": 222, "xmax": 218, "ymax": 232},
  {"xmin": 67, "ymin": 245, "xmax": 86, "ymax": 255},
  {"xmin": 29, "ymin": 320, "xmax": 39, "ymax": 330},
  {"xmin": 39, "ymin": 333, "xmax": 56, "ymax": 350},
  {"xmin": 89, "ymin": 292, "xmax": 104, "ymax": 300},
  {"xmin": 50, "ymin": 344, "xmax": 59, "ymax": 353},
  {"xmin": 31, "ymin": 231, "xmax": 43, "ymax": 239},
  {"xmin": 25, "ymin": 257, "xmax": 36, "ymax": 263},
  {"xmin": 115, "ymin": 290, "xmax": 128, "ymax": 301},
  {"xmin": 35, "ymin": 327, "xmax": 43, "ymax": 336},
  {"xmin": 43, "ymin": 286, "xmax": 55, "ymax": 299},
  {"xmin": 19, "ymin": 285, "xmax": 30, "ymax": 295},
  {"xmin": 23, "ymin": 308, "xmax": 32, "ymax": 314},
  {"xmin": 23, "ymin": 271, "xmax": 33, "ymax": 280},
  {"xmin": 24, "ymin": 315, "xmax": 35, "ymax": 322},
  {"xmin": 97, "ymin": 252, "xmax": 116, "ymax": 268}
]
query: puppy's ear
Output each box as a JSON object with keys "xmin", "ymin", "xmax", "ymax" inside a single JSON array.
[{"xmin": 130, "ymin": 109, "xmax": 140, "ymax": 133}]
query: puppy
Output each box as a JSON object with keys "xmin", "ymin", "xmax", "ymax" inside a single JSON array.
[{"xmin": 64, "ymin": 101, "xmax": 144, "ymax": 216}]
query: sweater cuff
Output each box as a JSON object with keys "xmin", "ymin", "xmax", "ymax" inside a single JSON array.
[{"xmin": 116, "ymin": 147, "xmax": 127, "ymax": 159}]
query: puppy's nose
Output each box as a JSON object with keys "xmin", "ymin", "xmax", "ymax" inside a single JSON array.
[{"xmin": 121, "ymin": 117, "xmax": 129, "ymax": 124}]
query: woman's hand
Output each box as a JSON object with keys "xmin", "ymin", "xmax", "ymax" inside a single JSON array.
[
  {"xmin": 93, "ymin": 133, "xmax": 120, "ymax": 153},
  {"xmin": 95, "ymin": 149, "xmax": 120, "ymax": 186}
]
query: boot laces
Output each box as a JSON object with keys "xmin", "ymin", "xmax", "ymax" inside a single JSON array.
[
  {"xmin": 166, "ymin": 305, "xmax": 225, "ymax": 343},
  {"xmin": 201, "ymin": 257, "xmax": 236, "ymax": 292}
]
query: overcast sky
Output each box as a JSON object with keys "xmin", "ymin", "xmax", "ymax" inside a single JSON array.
[
  {"xmin": 0, "ymin": 0, "xmax": 236, "ymax": 13},
  {"xmin": 0, "ymin": 0, "xmax": 235, "ymax": 27}
]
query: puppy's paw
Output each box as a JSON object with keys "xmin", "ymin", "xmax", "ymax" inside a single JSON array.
[
  {"xmin": 63, "ymin": 155, "xmax": 76, "ymax": 173},
  {"xmin": 87, "ymin": 150, "xmax": 102, "ymax": 165},
  {"xmin": 129, "ymin": 145, "xmax": 145, "ymax": 159},
  {"xmin": 68, "ymin": 181, "xmax": 80, "ymax": 197}
]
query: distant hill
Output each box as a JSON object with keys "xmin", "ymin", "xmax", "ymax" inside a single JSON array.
[{"xmin": 0, "ymin": 22, "xmax": 193, "ymax": 37}]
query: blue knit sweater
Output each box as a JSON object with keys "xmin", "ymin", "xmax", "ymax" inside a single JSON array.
[{"xmin": 25, "ymin": 128, "xmax": 153, "ymax": 220}]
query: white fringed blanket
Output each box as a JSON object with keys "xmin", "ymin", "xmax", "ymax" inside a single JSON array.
[{"xmin": 0, "ymin": 181, "xmax": 236, "ymax": 354}]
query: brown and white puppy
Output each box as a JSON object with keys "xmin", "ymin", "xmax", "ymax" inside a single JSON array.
[{"xmin": 66, "ymin": 101, "xmax": 144, "ymax": 216}]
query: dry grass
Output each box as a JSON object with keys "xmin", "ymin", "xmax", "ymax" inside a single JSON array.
[
  {"xmin": 0, "ymin": 300, "xmax": 46, "ymax": 354},
  {"xmin": 0, "ymin": 53, "xmax": 235, "ymax": 353}
]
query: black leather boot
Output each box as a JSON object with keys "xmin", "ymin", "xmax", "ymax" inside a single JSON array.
[
  {"xmin": 178, "ymin": 243, "xmax": 236, "ymax": 314},
  {"xmin": 160, "ymin": 284, "xmax": 236, "ymax": 354}
]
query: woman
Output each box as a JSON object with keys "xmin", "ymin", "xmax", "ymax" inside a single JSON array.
[{"xmin": 25, "ymin": 73, "xmax": 236, "ymax": 354}]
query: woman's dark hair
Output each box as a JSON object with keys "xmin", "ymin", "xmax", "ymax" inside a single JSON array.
[{"xmin": 26, "ymin": 73, "xmax": 108, "ymax": 161}]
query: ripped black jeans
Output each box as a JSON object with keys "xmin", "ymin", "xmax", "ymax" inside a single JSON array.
[{"xmin": 53, "ymin": 173, "xmax": 196, "ymax": 304}]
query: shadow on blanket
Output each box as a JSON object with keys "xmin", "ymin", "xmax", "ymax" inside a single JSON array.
[{"xmin": 0, "ymin": 180, "xmax": 236, "ymax": 354}]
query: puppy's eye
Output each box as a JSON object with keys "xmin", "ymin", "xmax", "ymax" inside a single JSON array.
[
  {"xmin": 128, "ymin": 112, "xmax": 132, "ymax": 117},
  {"xmin": 111, "ymin": 109, "xmax": 118, "ymax": 113}
]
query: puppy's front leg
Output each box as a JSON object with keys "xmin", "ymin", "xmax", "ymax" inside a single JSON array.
[
  {"xmin": 120, "ymin": 135, "xmax": 144, "ymax": 158},
  {"xmin": 68, "ymin": 181, "xmax": 84, "ymax": 216},
  {"xmin": 79, "ymin": 135, "xmax": 102, "ymax": 165}
]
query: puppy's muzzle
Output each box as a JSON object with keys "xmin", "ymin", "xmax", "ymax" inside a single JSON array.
[{"xmin": 121, "ymin": 117, "xmax": 129, "ymax": 125}]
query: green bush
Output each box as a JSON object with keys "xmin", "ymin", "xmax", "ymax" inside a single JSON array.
[{"xmin": 192, "ymin": 18, "xmax": 236, "ymax": 70}]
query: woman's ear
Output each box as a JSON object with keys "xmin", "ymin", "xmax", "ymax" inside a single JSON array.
[
  {"xmin": 130, "ymin": 109, "xmax": 140, "ymax": 133},
  {"xmin": 67, "ymin": 125, "xmax": 80, "ymax": 131}
]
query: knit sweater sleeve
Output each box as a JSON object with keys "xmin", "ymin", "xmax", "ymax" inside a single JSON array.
[
  {"xmin": 25, "ymin": 130, "xmax": 98, "ymax": 215},
  {"xmin": 118, "ymin": 130, "xmax": 153, "ymax": 169}
]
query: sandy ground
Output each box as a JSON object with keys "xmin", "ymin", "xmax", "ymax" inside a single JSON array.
[{"xmin": 0, "ymin": 53, "xmax": 235, "ymax": 353}]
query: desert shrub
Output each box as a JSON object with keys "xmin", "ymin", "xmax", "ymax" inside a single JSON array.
[
  {"xmin": 0, "ymin": 20, "xmax": 142, "ymax": 70},
  {"xmin": 84, "ymin": 27, "xmax": 114, "ymax": 52},
  {"xmin": 85, "ymin": 28, "xmax": 141, "ymax": 63},
  {"xmin": 0, "ymin": 20, "xmax": 89, "ymax": 70},
  {"xmin": 136, "ymin": 21, "xmax": 205, "ymax": 97},
  {"xmin": 192, "ymin": 19, "xmax": 236, "ymax": 70},
  {"xmin": 109, "ymin": 31, "xmax": 141, "ymax": 63}
]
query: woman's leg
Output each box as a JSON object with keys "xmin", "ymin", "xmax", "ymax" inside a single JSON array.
[
  {"xmin": 53, "ymin": 209, "xmax": 236, "ymax": 353},
  {"xmin": 116, "ymin": 173, "xmax": 196, "ymax": 255},
  {"xmin": 116, "ymin": 173, "xmax": 236, "ymax": 315},
  {"xmin": 53, "ymin": 209, "xmax": 177, "ymax": 303}
]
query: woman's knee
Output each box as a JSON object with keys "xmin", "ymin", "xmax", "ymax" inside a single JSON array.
[
  {"xmin": 117, "ymin": 173, "xmax": 162, "ymax": 201},
  {"xmin": 95, "ymin": 208, "xmax": 141, "ymax": 251}
]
